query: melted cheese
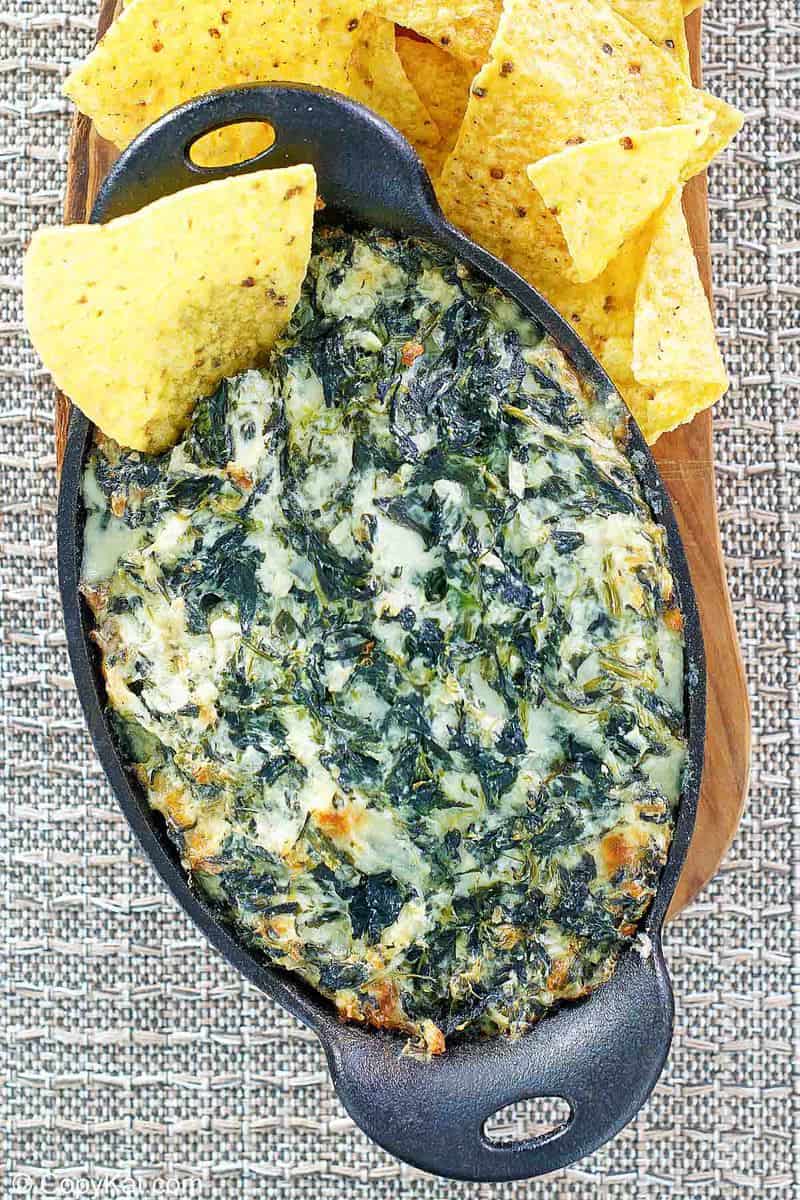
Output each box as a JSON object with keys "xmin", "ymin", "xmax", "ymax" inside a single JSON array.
[{"xmin": 81, "ymin": 227, "xmax": 686, "ymax": 1053}]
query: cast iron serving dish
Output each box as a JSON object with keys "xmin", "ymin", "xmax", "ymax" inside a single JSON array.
[{"xmin": 58, "ymin": 83, "xmax": 706, "ymax": 1181}]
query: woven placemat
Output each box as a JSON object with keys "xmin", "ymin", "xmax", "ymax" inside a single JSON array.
[{"xmin": 1, "ymin": 1, "xmax": 797, "ymax": 1195}]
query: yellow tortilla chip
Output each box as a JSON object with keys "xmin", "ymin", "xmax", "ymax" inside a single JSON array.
[
  {"xmin": 526, "ymin": 124, "xmax": 703, "ymax": 282},
  {"xmin": 630, "ymin": 380, "xmax": 725, "ymax": 442},
  {"xmin": 371, "ymin": 0, "xmax": 501, "ymax": 67},
  {"xmin": 683, "ymin": 91, "xmax": 743, "ymax": 177},
  {"xmin": 395, "ymin": 34, "xmax": 473, "ymax": 177},
  {"xmin": 190, "ymin": 122, "xmax": 276, "ymax": 170},
  {"xmin": 348, "ymin": 16, "xmax": 440, "ymax": 148},
  {"xmin": 539, "ymin": 220, "xmax": 651, "ymax": 387},
  {"xmin": 24, "ymin": 166, "xmax": 316, "ymax": 452},
  {"xmin": 549, "ymin": 187, "xmax": 727, "ymax": 444},
  {"xmin": 629, "ymin": 187, "xmax": 726, "ymax": 440},
  {"xmin": 610, "ymin": 0, "xmax": 690, "ymax": 77},
  {"xmin": 435, "ymin": 0, "xmax": 739, "ymax": 441},
  {"xmin": 633, "ymin": 187, "xmax": 726, "ymax": 388},
  {"xmin": 64, "ymin": 0, "xmax": 365, "ymax": 166},
  {"xmin": 437, "ymin": 0, "xmax": 714, "ymax": 288}
]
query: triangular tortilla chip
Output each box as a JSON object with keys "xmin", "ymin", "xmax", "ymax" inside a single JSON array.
[
  {"xmin": 633, "ymin": 187, "xmax": 726, "ymax": 389},
  {"xmin": 630, "ymin": 380, "xmax": 726, "ymax": 443},
  {"xmin": 435, "ymin": 0, "xmax": 737, "ymax": 445},
  {"xmin": 526, "ymin": 124, "xmax": 703, "ymax": 283},
  {"xmin": 24, "ymin": 166, "xmax": 316, "ymax": 452},
  {"xmin": 376, "ymin": 0, "xmax": 693, "ymax": 78},
  {"xmin": 438, "ymin": 0, "xmax": 714, "ymax": 289},
  {"xmin": 371, "ymin": 0, "xmax": 501, "ymax": 68},
  {"xmin": 682, "ymin": 91, "xmax": 743, "ymax": 178},
  {"xmin": 610, "ymin": 0, "xmax": 690, "ymax": 77},
  {"xmin": 395, "ymin": 34, "xmax": 473, "ymax": 177},
  {"xmin": 348, "ymin": 16, "xmax": 440, "ymax": 148},
  {"xmin": 64, "ymin": 0, "xmax": 366, "ymax": 166}
]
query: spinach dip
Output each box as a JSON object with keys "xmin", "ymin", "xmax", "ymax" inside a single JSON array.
[{"xmin": 81, "ymin": 228, "xmax": 687, "ymax": 1053}]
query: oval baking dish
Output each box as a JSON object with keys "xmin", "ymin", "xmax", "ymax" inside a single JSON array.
[{"xmin": 57, "ymin": 83, "xmax": 706, "ymax": 1182}]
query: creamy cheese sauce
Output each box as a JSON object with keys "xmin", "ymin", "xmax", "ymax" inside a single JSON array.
[{"xmin": 81, "ymin": 228, "xmax": 687, "ymax": 1052}]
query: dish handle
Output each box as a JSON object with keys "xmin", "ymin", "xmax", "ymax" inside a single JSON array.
[
  {"xmin": 322, "ymin": 942, "xmax": 673, "ymax": 1182},
  {"xmin": 92, "ymin": 82, "xmax": 441, "ymax": 235}
]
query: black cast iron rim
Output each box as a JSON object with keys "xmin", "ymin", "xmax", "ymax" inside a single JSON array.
[{"xmin": 57, "ymin": 84, "xmax": 706, "ymax": 1182}]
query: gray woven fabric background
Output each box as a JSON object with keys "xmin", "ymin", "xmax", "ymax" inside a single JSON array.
[{"xmin": 1, "ymin": 1, "xmax": 797, "ymax": 1195}]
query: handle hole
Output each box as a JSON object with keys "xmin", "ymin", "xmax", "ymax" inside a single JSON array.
[
  {"xmin": 483, "ymin": 1096, "xmax": 572, "ymax": 1147},
  {"xmin": 188, "ymin": 121, "xmax": 276, "ymax": 169}
]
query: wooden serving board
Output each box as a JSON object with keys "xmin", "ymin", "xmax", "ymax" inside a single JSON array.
[{"xmin": 53, "ymin": 4, "xmax": 750, "ymax": 919}]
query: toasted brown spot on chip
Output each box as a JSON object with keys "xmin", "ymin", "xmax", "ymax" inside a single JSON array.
[
  {"xmin": 490, "ymin": 166, "xmax": 504, "ymax": 179},
  {"xmin": 241, "ymin": 276, "xmax": 255, "ymax": 287},
  {"xmin": 500, "ymin": 60, "xmax": 514, "ymax": 75},
  {"xmin": 620, "ymin": 135, "xmax": 634, "ymax": 149}
]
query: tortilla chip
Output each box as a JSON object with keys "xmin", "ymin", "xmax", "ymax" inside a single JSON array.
[
  {"xmin": 541, "ymin": 219, "xmax": 652, "ymax": 377},
  {"xmin": 536, "ymin": 232, "xmax": 724, "ymax": 447},
  {"xmin": 348, "ymin": 16, "xmax": 440, "ymax": 148},
  {"xmin": 371, "ymin": 0, "xmax": 501, "ymax": 67},
  {"xmin": 190, "ymin": 122, "xmax": 276, "ymax": 169},
  {"xmin": 633, "ymin": 187, "xmax": 726, "ymax": 387},
  {"xmin": 64, "ymin": 0, "xmax": 365, "ymax": 166},
  {"xmin": 395, "ymin": 34, "xmax": 473, "ymax": 177},
  {"xmin": 24, "ymin": 166, "xmax": 316, "ymax": 452},
  {"xmin": 548, "ymin": 187, "xmax": 728, "ymax": 444},
  {"xmin": 526, "ymin": 124, "xmax": 702, "ymax": 282},
  {"xmin": 682, "ymin": 91, "xmax": 743, "ymax": 177},
  {"xmin": 610, "ymin": 0, "xmax": 690, "ymax": 77},
  {"xmin": 435, "ymin": 0, "xmax": 740, "ymax": 440},
  {"xmin": 438, "ymin": 0, "xmax": 716, "ymax": 286},
  {"xmin": 631, "ymin": 380, "xmax": 725, "ymax": 442},
  {"xmin": 628, "ymin": 187, "xmax": 726, "ymax": 440}
]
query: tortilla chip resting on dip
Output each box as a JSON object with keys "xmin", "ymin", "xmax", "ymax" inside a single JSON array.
[{"xmin": 24, "ymin": 165, "xmax": 316, "ymax": 452}]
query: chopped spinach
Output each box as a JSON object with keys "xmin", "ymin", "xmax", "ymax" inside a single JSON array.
[{"xmin": 83, "ymin": 226, "xmax": 686, "ymax": 1052}]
